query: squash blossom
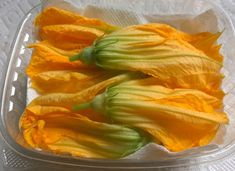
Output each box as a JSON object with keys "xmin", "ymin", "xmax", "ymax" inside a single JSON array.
[
  {"xmin": 70, "ymin": 24, "xmax": 223, "ymax": 98},
  {"xmin": 73, "ymin": 81, "xmax": 228, "ymax": 152},
  {"xmin": 20, "ymin": 109, "xmax": 148, "ymax": 159}
]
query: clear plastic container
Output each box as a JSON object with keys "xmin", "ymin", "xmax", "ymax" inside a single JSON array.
[{"xmin": 1, "ymin": 0, "xmax": 235, "ymax": 170}]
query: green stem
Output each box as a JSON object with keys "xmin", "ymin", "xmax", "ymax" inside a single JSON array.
[
  {"xmin": 72, "ymin": 102, "xmax": 91, "ymax": 111},
  {"xmin": 69, "ymin": 46, "xmax": 95, "ymax": 64},
  {"xmin": 69, "ymin": 53, "xmax": 81, "ymax": 61}
]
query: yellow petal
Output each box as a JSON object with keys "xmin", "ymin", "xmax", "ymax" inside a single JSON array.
[
  {"xmin": 134, "ymin": 24, "xmax": 223, "ymax": 62},
  {"xmin": 31, "ymin": 73, "xmax": 138, "ymax": 108},
  {"xmin": 35, "ymin": 7, "xmax": 117, "ymax": 32},
  {"xmin": 152, "ymin": 72, "xmax": 224, "ymax": 99},
  {"xmin": 40, "ymin": 24, "xmax": 104, "ymax": 44},
  {"xmin": 190, "ymin": 32, "xmax": 223, "ymax": 62},
  {"xmin": 38, "ymin": 40, "xmax": 84, "ymax": 56},
  {"xmin": 26, "ymin": 43, "xmax": 92, "ymax": 77},
  {"xmin": 121, "ymin": 77, "xmax": 222, "ymax": 109},
  {"xmin": 31, "ymin": 70, "xmax": 115, "ymax": 94}
]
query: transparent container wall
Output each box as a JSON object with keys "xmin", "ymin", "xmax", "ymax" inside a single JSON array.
[{"xmin": 1, "ymin": 0, "xmax": 235, "ymax": 169}]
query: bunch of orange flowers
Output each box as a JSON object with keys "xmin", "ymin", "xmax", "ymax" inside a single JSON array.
[{"xmin": 20, "ymin": 7, "xmax": 228, "ymax": 159}]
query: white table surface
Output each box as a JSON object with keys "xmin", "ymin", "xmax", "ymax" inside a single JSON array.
[{"xmin": 1, "ymin": 0, "xmax": 235, "ymax": 170}]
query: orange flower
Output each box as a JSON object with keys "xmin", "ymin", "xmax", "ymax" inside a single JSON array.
[
  {"xmin": 75, "ymin": 81, "xmax": 228, "ymax": 152},
  {"xmin": 70, "ymin": 24, "xmax": 223, "ymax": 98}
]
